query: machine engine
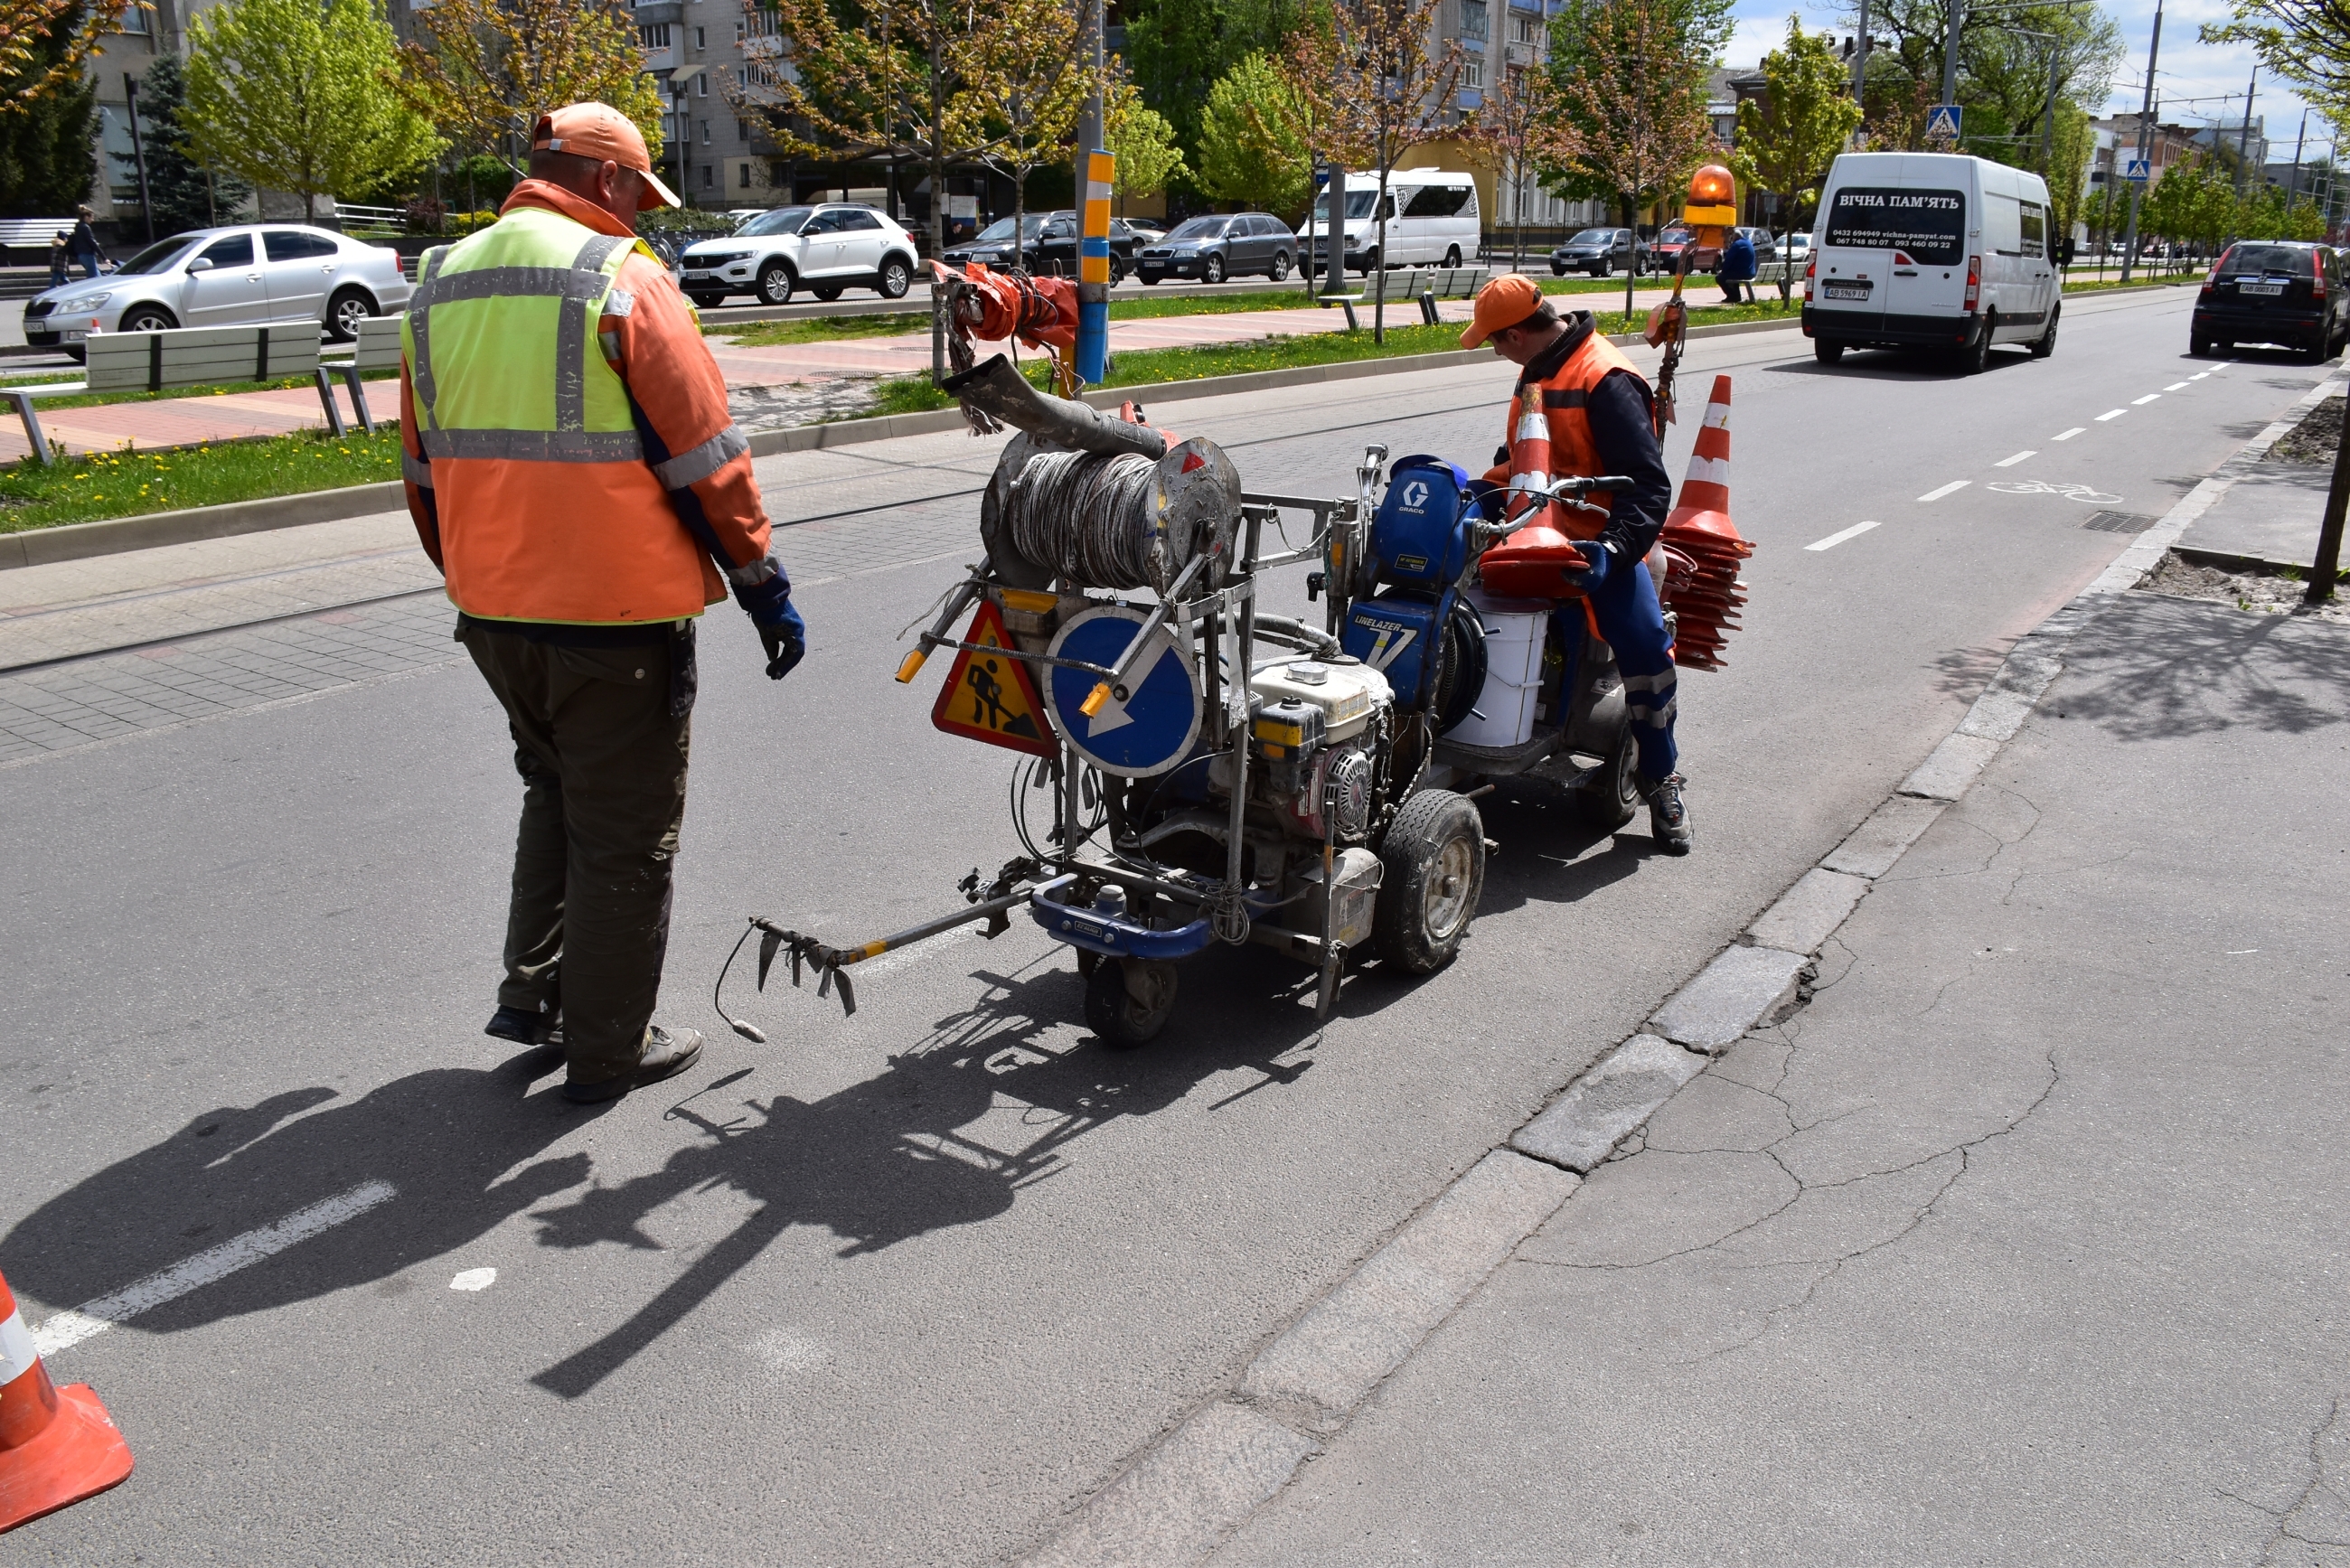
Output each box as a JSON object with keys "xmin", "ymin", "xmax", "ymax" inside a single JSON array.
[{"xmin": 1246, "ymin": 658, "xmax": 1393, "ymax": 843}]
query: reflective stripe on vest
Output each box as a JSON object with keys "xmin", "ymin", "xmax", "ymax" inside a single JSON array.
[
  {"xmin": 404, "ymin": 212, "xmax": 642, "ymax": 461},
  {"xmin": 1509, "ymin": 328, "xmax": 1645, "ymax": 540}
]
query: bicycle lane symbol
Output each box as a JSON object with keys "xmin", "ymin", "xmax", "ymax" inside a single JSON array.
[{"xmin": 1987, "ymin": 479, "xmax": 2124, "ymax": 504}]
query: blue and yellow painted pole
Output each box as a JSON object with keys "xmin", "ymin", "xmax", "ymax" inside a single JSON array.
[{"xmin": 1076, "ymin": 148, "xmax": 1114, "ymax": 386}]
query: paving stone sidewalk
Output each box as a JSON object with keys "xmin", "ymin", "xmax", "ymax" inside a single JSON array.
[{"xmin": 1198, "ymin": 587, "xmax": 2350, "ymax": 1566}]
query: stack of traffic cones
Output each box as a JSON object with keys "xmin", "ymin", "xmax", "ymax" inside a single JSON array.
[
  {"xmin": 1658, "ymin": 374, "xmax": 1753, "ymax": 671},
  {"xmin": 1, "ymin": 1268, "xmax": 133, "ymax": 1533}
]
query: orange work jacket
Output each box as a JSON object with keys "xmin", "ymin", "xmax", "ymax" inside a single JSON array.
[{"xmin": 1481, "ymin": 325, "xmax": 1648, "ymax": 542}]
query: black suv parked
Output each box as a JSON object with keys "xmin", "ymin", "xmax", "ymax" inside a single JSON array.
[
  {"xmin": 1135, "ymin": 212, "xmax": 1297, "ymax": 284},
  {"xmin": 2192, "ymin": 240, "xmax": 2349, "ymax": 362}
]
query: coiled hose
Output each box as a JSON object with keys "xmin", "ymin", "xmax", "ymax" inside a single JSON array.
[{"xmin": 1003, "ymin": 448, "xmax": 1163, "ymax": 589}]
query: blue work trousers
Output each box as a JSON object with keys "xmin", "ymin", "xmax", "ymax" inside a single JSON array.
[{"xmin": 1574, "ymin": 559, "xmax": 1678, "ymax": 782}]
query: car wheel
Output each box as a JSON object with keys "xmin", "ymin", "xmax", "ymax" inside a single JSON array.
[
  {"xmin": 1956, "ymin": 314, "xmax": 1992, "ymax": 375},
  {"xmin": 324, "ymin": 287, "xmax": 374, "ymax": 343},
  {"xmin": 2307, "ymin": 333, "xmax": 2331, "ymax": 365},
  {"xmin": 1597, "ymin": 258, "xmax": 1612, "ymax": 277},
  {"xmin": 119, "ymin": 306, "xmax": 175, "ymax": 334},
  {"xmin": 1202, "ymin": 253, "xmax": 1226, "ymax": 284},
  {"xmin": 1553, "ymin": 264, "xmax": 1567, "ymax": 277},
  {"xmin": 1814, "ymin": 337, "xmax": 1845, "ymax": 365},
  {"xmin": 1442, "ymin": 245, "xmax": 1462, "ymax": 268},
  {"xmin": 1270, "ymin": 249, "xmax": 1291, "ymax": 281},
  {"xmin": 810, "ymin": 284, "xmax": 843, "ymax": 302},
  {"xmin": 1138, "ymin": 270, "xmax": 1161, "ymax": 286},
  {"xmin": 1108, "ymin": 254, "xmax": 1126, "ymax": 285},
  {"xmin": 875, "ymin": 256, "xmax": 912, "ymax": 299},
  {"xmin": 2029, "ymin": 303, "xmax": 2058, "ymax": 360},
  {"xmin": 2189, "ymin": 333, "xmax": 2210, "ymax": 357},
  {"xmin": 687, "ymin": 291, "xmax": 727, "ymax": 309},
  {"xmin": 757, "ymin": 260, "xmax": 794, "ymax": 305}
]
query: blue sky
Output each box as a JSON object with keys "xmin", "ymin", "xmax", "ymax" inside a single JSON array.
[{"xmin": 1725, "ymin": 0, "xmax": 2338, "ymax": 165}]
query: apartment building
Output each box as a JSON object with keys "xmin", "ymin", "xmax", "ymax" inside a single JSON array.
[{"xmin": 1410, "ymin": 0, "xmax": 1605, "ymax": 244}]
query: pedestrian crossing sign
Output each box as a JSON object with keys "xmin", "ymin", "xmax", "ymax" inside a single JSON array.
[
  {"xmin": 1925, "ymin": 104, "xmax": 1963, "ymax": 141},
  {"xmin": 2123, "ymin": 157, "xmax": 2151, "ymax": 183},
  {"xmin": 930, "ymin": 598, "xmax": 1058, "ymax": 757}
]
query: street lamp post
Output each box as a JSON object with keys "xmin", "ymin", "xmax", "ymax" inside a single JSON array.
[{"xmin": 2119, "ymin": 0, "xmax": 2161, "ymax": 284}]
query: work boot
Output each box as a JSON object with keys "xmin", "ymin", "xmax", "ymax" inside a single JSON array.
[
  {"xmin": 561, "ymin": 1025, "xmax": 705, "ymax": 1104},
  {"xmin": 1643, "ymin": 773, "xmax": 1694, "ymax": 856},
  {"xmin": 485, "ymin": 1004, "xmax": 561, "ymax": 1047}
]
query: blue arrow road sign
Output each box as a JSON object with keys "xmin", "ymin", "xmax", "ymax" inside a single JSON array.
[
  {"xmin": 1047, "ymin": 607, "xmax": 1202, "ymax": 778},
  {"xmin": 1925, "ymin": 104, "xmax": 1964, "ymax": 141},
  {"xmin": 2123, "ymin": 157, "xmax": 2151, "ymax": 184}
]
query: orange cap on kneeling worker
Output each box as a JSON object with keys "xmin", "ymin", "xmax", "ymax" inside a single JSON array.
[
  {"xmin": 531, "ymin": 102, "xmax": 682, "ymax": 210},
  {"xmin": 1461, "ymin": 273, "xmax": 1545, "ymax": 349}
]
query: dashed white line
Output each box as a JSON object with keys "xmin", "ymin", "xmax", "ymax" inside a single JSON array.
[
  {"xmin": 2052, "ymin": 427, "xmax": 2086, "ymax": 441},
  {"xmin": 33, "ymin": 1179, "xmax": 397, "ymax": 1357},
  {"xmin": 2096, "ymin": 408, "xmax": 2127, "ymax": 421},
  {"xmin": 2132, "ymin": 393, "xmax": 2161, "ymax": 405},
  {"xmin": 1917, "ymin": 481, "xmax": 1969, "ymax": 502},
  {"xmin": 1994, "ymin": 450, "xmax": 2036, "ymax": 467},
  {"xmin": 2190, "ymin": 371, "xmax": 2211, "ymax": 380},
  {"xmin": 1805, "ymin": 520, "xmax": 1881, "ymax": 551},
  {"xmin": 2166, "ymin": 381, "xmax": 2191, "ymax": 390}
]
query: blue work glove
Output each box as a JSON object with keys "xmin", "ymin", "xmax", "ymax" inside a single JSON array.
[
  {"xmin": 733, "ymin": 568, "xmax": 806, "ymax": 681},
  {"xmin": 1571, "ymin": 538, "xmax": 1618, "ymax": 591}
]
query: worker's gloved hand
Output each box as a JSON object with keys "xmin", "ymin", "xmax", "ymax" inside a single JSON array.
[
  {"xmin": 1571, "ymin": 538, "xmax": 1618, "ymax": 591},
  {"xmin": 733, "ymin": 568, "xmax": 806, "ymax": 681}
]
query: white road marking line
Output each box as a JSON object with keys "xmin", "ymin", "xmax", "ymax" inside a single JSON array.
[
  {"xmin": 2166, "ymin": 381, "xmax": 2191, "ymax": 390},
  {"xmin": 2191, "ymin": 371, "xmax": 2211, "ymax": 380},
  {"xmin": 1917, "ymin": 481, "xmax": 1969, "ymax": 502},
  {"xmin": 2097, "ymin": 408, "xmax": 2127, "ymax": 421},
  {"xmin": 450, "ymin": 1268, "xmax": 497, "ymax": 1292},
  {"xmin": 1805, "ymin": 520, "xmax": 1881, "ymax": 551},
  {"xmin": 32, "ymin": 1179, "xmax": 397, "ymax": 1357},
  {"xmin": 2052, "ymin": 427, "xmax": 2086, "ymax": 441},
  {"xmin": 1995, "ymin": 450, "xmax": 2036, "ymax": 467},
  {"xmin": 2133, "ymin": 393, "xmax": 2160, "ymax": 405}
]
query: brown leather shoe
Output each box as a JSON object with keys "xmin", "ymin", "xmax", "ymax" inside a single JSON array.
[{"xmin": 561, "ymin": 1025, "xmax": 705, "ymax": 1103}]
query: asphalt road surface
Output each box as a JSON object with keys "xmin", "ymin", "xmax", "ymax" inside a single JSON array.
[{"xmin": 1, "ymin": 287, "xmax": 2327, "ymax": 1565}]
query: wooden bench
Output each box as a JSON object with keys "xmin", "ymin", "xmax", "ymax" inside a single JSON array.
[
  {"xmin": 316, "ymin": 314, "xmax": 403, "ymax": 437},
  {"xmin": 5, "ymin": 322, "xmax": 332, "ymax": 465}
]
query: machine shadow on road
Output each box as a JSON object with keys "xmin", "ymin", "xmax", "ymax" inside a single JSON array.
[{"xmin": 1473, "ymin": 782, "xmax": 1657, "ymax": 916}]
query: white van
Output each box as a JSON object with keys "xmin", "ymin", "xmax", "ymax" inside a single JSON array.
[
  {"xmin": 1298, "ymin": 168, "xmax": 1480, "ymax": 277},
  {"xmin": 1805, "ymin": 152, "xmax": 2059, "ymax": 371}
]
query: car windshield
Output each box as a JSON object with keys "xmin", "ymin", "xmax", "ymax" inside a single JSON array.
[
  {"xmin": 1567, "ymin": 229, "xmax": 1616, "ymax": 246},
  {"xmin": 1657, "ymin": 228, "xmax": 1694, "ymax": 244},
  {"xmin": 738, "ymin": 207, "xmax": 813, "ymax": 236},
  {"xmin": 1311, "ymin": 189, "xmax": 1382, "ymax": 221},
  {"xmin": 1165, "ymin": 218, "xmax": 1227, "ymax": 240},
  {"xmin": 970, "ymin": 215, "xmax": 1048, "ymax": 244},
  {"xmin": 2223, "ymin": 244, "xmax": 2310, "ymax": 277},
  {"xmin": 114, "ymin": 237, "xmax": 201, "ymax": 276}
]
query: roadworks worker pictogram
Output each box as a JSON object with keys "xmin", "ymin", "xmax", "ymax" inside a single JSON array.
[{"xmin": 931, "ymin": 599, "xmax": 1058, "ymax": 756}]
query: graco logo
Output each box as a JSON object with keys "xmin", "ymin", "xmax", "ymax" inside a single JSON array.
[{"xmin": 1402, "ymin": 479, "xmax": 1429, "ymax": 509}]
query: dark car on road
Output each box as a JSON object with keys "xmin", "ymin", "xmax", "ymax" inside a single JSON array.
[
  {"xmin": 1550, "ymin": 226, "xmax": 1649, "ymax": 277},
  {"xmin": 1029, "ymin": 212, "xmax": 1141, "ymax": 282},
  {"xmin": 2192, "ymin": 240, "xmax": 2348, "ymax": 362},
  {"xmin": 1135, "ymin": 212, "xmax": 1296, "ymax": 284}
]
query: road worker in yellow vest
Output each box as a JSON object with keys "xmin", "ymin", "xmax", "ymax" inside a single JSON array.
[{"xmin": 400, "ymin": 102, "xmax": 804, "ymax": 1102}]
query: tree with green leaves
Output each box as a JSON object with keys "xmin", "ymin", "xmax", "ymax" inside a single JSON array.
[
  {"xmin": 1465, "ymin": 65, "xmax": 1556, "ymax": 272},
  {"xmin": 185, "ymin": 0, "xmax": 442, "ymax": 220},
  {"xmin": 1196, "ymin": 50, "xmax": 1311, "ymax": 213},
  {"xmin": 1124, "ymin": 0, "xmax": 1294, "ymax": 190},
  {"xmin": 1543, "ymin": 0, "xmax": 1731, "ymax": 318},
  {"xmin": 1835, "ymin": 0, "xmax": 2116, "ymax": 161},
  {"xmin": 2200, "ymin": 0, "xmax": 2350, "ymax": 129},
  {"xmin": 960, "ymin": 0, "xmax": 1101, "ymax": 265},
  {"xmin": 0, "ymin": 0, "xmax": 89, "ymax": 216},
  {"xmin": 401, "ymin": 0, "xmax": 662, "ymax": 173},
  {"xmin": 1729, "ymin": 18, "xmax": 1860, "ymax": 301},
  {"xmin": 1105, "ymin": 79, "xmax": 1189, "ymax": 204},
  {"xmin": 122, "ymin": 52, "xmax": 249, "ymax": 235}
]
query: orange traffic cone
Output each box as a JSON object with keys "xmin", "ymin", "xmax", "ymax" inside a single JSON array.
[
  {"xmin": 1658, "ymin": 374, "xmax": 1753, "ymax": 671},
  {"xmin": 0, "ymin": 1270, "xmax": 132, "ymax": 1533}
]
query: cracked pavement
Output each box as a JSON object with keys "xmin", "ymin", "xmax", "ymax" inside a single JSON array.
[{"xmin": 1209, "ymin": 588, "xmax": 2350, "ymax": 1565}]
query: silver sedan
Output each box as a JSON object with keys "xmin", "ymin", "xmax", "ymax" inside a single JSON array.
[{"xmin": 24, "ymin": 223, "xmax": 413, "ymax": 356}]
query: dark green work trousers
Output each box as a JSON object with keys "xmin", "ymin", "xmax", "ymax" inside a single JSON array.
[{"xmin": 460, "ymin": 622, "xmax": 691, "ymax": 1084}]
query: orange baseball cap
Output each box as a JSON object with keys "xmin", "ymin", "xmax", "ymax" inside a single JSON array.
[
  {"xmin": 531, "ymin": 102, "xmax": 681, "ymax": 210},
  {"xmin": 1461, "ymin": 273, "xmax": 1544, "ymax": 348}
]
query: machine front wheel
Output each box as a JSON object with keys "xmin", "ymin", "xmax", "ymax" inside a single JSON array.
[
  {"xmin": 1571, "ymin": 725, "xmax": 1641, "ymax": 831},
  {"xmin": 1373, "ymin": 790, "xmax": 1485, "ymax": 974},
  {"xmin": 1086, "ymin": 957, "xmax": 1175, "ymax": 1048}
]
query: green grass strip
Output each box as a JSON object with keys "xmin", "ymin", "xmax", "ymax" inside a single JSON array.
[{"xmin": 0, "ymin": 426, "xmax": 402, "ymax": 535}]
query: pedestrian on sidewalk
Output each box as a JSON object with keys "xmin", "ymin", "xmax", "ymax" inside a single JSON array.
[
  {"xmin": 68, "ymin": 207, "xmax": 99, "ymax": 280},
  {"xmin": 1716, "ymin": 228, "xmax": 1756, "ymax": 304},
  {"xmin": 399, "ymin": 100, "xmax": 806, "ymax": 1105},
  {"xmin": 47, "ymin": 231, "xmax": 67, "ymax": 287}
]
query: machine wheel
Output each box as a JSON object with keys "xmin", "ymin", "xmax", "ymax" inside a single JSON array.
[
  {"xmin": 1203, "ymin": 253, "xmax": 1226, "ymax": 284},
  {"xmin": 1443, "ymin": 244, "xmax": 1462, "ymax": 268},
  {"xmin": 1814, "ymin": 337, "xmax": 1844, "ymax": 365},
  {"xmin": 325, "ymin": 286, "xmax": 375, "ymax": 343},
  {"xmin": 811, "ymin": 283, "xmax": 843, "ymax": 302},
  {"xmin": 757, "ymin": 260, "xmax": 795, "ymax": 305},
  {"xmin": 2030, "ymin": 303, "xmax": 2059, "ymax": 359},
  {"xmin": 1086, "ymin": 957, "xmax": 1175, "ymax": 1048},
  {"xmin": 1956, "ymin": 314, "xmax": 1993, "ymax": 375},
  {"xmin": 1270, "ymin": 249, "xmax": 1292, "ymax": 281},
  {"xmin": 1373, "ymin": 790, "xmax": 1485, "ymax": 974},
  {"xmin": 1076, "ymin": 948, "xmax": 1102, "ymax": 979},
  {"xmin": 1571, "ymin": 725, "xmax": 1641, "ymax": 831},
  {"xmin": 876, "ymin": 256, "xmax": 914, "ymax": 299}
]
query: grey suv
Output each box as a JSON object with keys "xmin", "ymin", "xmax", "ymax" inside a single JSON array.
[{"xmin": 1136, "ymin": 213, "xmax": 1295, "ymax": 284}]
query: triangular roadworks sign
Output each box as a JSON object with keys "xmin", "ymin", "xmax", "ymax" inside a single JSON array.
[{"xmin": 930, "ymin": 599, "xmax": 1058, "ymax": 757}]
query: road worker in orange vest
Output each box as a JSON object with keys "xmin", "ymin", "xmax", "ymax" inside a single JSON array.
[
  {"xmin": 400, "ymin": 102, "xmax": 805, "ymax": 1102},
  {"xmin": 1463, "ymin": 273, "xmax": 1691, "ymax": 853}
]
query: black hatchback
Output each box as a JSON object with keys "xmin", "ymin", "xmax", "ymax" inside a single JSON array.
[{"xmin": 2192, "ymin": 240, "xmax": 2348, "ymax": 362}]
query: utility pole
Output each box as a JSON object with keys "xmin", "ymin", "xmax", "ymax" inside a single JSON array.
[
  {"xmin": 2234, "ymin": 65, "xmax": 2256, "ymax": 193},
  {"xmin": 1941, "ymin": 0, "xmax": 1963, "ymax": 122},
  {"xmin": 122, "ymin": 73, "xmax": 154, "ymax": 245},
  {"xmin": 2287, "ymin": 110, "xmax": 2308, "ymax": 222},
  {"xmin": 1854, "ymin": 0, "xmax": 1872, "ymax": 108},
  {"xmin": 2120, "ymin": 0, "xmax": 2160, "ymax": 284},
  {"xmin": 1069, "ymin": 0, "xmax": 1107, "ymax": 385}
]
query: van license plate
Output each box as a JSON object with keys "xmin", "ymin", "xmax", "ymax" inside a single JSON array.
[
  {"xmin": 2240, "ymin": 282, "xmax": 2284, "ymax": 296},
  {"xmin": 1822, "ymin": 281, "xmax": 1872, "ymax": 300}
]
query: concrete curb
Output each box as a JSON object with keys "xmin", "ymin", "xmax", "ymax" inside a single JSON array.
[
  {"xmin": 2, "ymin": 315, "xmax": 1803, "ymax": 575},
  {"xmin": 1008, "ymin": 359, "xmax": 2349, "ymax": 1568}
]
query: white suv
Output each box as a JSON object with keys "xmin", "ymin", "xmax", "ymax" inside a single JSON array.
[{"xmin": 675, "ymin": 203, "xmax": 920, "ymax": 307}]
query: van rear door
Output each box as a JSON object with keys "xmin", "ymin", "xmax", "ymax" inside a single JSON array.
[{"xmin": 1874, "ymin": 180, "xmax": 1969, "ymax": 331}]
